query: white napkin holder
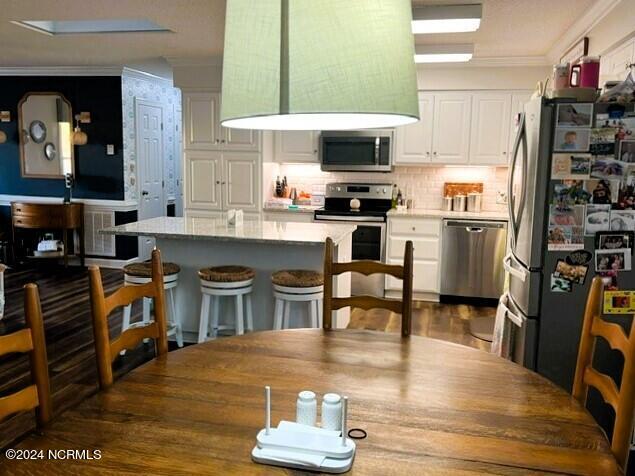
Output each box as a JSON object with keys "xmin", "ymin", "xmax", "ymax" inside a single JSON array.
[
  {"xmin": 252, "ymin": 386, "xmax": 356, "ymax": 473},
  {"xmin": 226, "ymin": 209, "xmax": 244, "ymax": 227}
]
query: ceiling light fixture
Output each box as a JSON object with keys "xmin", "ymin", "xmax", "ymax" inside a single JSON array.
[
  {"xmin": 411, "ymin": 4, "xmax": 482, "ymax": 34},
  {"xmin": 414, "ymin": 44, "xmax": 474, "ymax": 63},
  {"xmin": 220, "ymin": 0, "xmax": 419, "ymax": 131}
]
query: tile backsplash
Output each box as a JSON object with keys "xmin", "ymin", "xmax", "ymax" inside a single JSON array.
[{"xmin": 265, "ymin": 163, "xmax": 508, "ymax": 212}]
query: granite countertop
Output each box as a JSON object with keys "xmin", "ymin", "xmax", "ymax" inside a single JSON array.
[
  {"xmin": 387, "ymin": 208, "xmax": 509, "ymax": 220},
  {"xmin": 100, "ymin": 216, "xmax": 356, "ymax": 246},
  {"xmin": 263, "ymin": 205, "xmax": 320, "ymax": 214}
]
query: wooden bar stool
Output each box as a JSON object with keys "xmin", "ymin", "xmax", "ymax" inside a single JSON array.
[
  {"xmin": 272, "ymin": 270, "xmax": 324, "ymax": 330},
  {"xmin": 198, "ymin": 265, "xmax": 255, "ymax": 343},
  {"xmin": 121, "ymin": 261, "xmax": 183, "ymax": 349}
]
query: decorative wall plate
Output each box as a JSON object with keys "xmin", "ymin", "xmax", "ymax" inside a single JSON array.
[
  {"xmin": 29, "ymin": 120, "xmax": 47, "ymax": 143},
  {"xmin": 44, "ymin": 142, "xmax": 56, "ymax": 161}
]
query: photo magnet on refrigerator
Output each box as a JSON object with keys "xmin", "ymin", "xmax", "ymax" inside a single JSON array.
[{"xmin": 565, "ymin": 250, "xmax": 592, "ymax": 266}]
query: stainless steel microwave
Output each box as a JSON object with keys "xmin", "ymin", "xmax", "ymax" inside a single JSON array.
[{"xmin": 320, "ymin": 130, "xmax": 392, "ymax": 172}]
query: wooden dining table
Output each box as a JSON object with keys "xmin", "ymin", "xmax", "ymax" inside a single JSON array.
[{"xmin": 3, "ymin": 329, "xmax": 620, "ymax": 475}]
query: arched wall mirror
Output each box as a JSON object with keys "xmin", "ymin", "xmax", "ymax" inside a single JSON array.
[{"xmin": 18, "ymin": 92, "xmax": 74, "ymax": 179}]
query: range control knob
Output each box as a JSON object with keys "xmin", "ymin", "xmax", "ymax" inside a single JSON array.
[
  {"xmin": 336, "ymin": 187, "xmax": 341, "ymax": 192},
  {"xmin": 382, "ymin": 188, "xmax": 386, "ymax": 194}
]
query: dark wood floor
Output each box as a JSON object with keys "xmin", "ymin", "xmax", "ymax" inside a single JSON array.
[
  {"xmin": 1, "ymin": 265, "xmax": 493, "ymax": 448},
  {"xmin": 0, "ymin": 264, "xmax": 156, "ymax": 449},
  {"xmin": 348, "ymin": 301, "xmax": 493, "ymax": 351}
]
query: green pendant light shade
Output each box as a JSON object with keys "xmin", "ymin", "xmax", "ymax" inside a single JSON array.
[{"xmin": 220, "ymin": 0, "xmax": 419, "ymax": 130}]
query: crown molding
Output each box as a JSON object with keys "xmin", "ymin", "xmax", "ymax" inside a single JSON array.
[
  {"xmin": 165, "ymin": 56, "xmax": 223, "ymax": 67},
  {"xmin": 417, "ymin": 55, "xmax": 550, "ymax": 68},
  {"xmin": 121, "ymin": 67, "xmax": 173, "ymax": 86},
  {"xmin": 0, "ymin": 65, "xmax": 124, "ymax": 76},
  {"xmin": 547, "ymin": 0, "xmax": 621, "ymax": 62}
]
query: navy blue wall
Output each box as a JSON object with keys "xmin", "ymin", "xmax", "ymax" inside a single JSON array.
[{"xmin": 0, "ymin": 76, "xmax": 124, "ymax": 200}]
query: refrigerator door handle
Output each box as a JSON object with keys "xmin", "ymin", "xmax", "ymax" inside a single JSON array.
[
  {"xmin": 498, "ymin": 293, "xmax": 524, "ymax": 327},
  {"xmin": 507, "ymin": 112, "xmax": 526, "ymax": 250},
  {"xmin": 503, "ymin": 253, "xmax": 527, "ymax": 282}
]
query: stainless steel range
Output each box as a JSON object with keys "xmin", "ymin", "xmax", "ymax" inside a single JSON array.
[{"xmin": 314, "ymin": 183, "xmax": 392, "ymax": 296}]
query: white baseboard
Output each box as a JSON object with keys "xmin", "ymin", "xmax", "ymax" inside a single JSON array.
[{"xmin": 385, "ymin": 290, "xmax": 440, "ymax": 302}]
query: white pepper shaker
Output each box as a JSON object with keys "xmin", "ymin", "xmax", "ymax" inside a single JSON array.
[
  {"xmin": 321, "ymin": 393, "xmax": 342, "ymax": 431},
  {"xmin": 296, "ymin": 390, "xmax": 317, "ymax": 426}
]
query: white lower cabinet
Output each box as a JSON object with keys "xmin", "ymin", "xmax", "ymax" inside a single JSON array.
[
  {"xmin": 263, "ymin": 211, "xmax": 314, "ymax": 223},
  {"xmin": 385, "ymin": 216, "xmax": 441, "ymax": 299},
  {"xmin": 184, "ymin": 150, "xmax": 260, "ymax": 213}
]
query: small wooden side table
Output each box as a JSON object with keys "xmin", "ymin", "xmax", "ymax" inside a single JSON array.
[{"xmin": 11, "ymin": 202, "xmax": 85, "ymax": 267}]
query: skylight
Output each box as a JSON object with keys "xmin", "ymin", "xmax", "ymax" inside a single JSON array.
[{"xmin": 11, "ymin": 19, "xmax": 170, "ymax": 35}]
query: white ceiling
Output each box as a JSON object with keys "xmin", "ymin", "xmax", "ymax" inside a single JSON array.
[
  {"xmin": 412, "ymin": 0, "xmax": 596, "ymax": 58},
  {"xmin": 0, "ymin": 0, "xmax": 598, "ymax": 69},
  {"xmin": 0, "ymin": 0, "xmax": 226, "ymax": 67}
]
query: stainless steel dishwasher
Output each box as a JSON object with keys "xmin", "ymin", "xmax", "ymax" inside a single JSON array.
[{"xmin": 441, "ymin": 220, "xmax": 507, "ymax": 299}]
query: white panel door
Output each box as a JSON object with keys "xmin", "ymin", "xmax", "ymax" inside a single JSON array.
[
  {"xmin": 184, "ymin": 151, "xmax": 222, "ymax": 211},
  {"xmin": 508, "ymin": 92, "xmax": 532, "ymax": 156},
  {"xmin": 221, "ymin": 126, "xmax": 260, "ymax": 151},
  {"xmin": 469, "ymin": 92, "xmax": 512, "ymax": 165},
  {"xmin": 274, "ymin": 131, "xmax": 319, "ymax": 163},
  {"xmin": 136, "ymin": 100, "xmax": 164, "ymax": 259},
  {"xmin": 431, "ymin": 93, "xmax": 471, "ymax": 164},
  {"xmin": 222, "ymin": 153, "xmax": 259, "ymax": 211},
  {"xmin": 394, "ymin": 93, "xmax": 434, "ymax": 165},
  {"xmin": 184, "ymin": 92, "xmax": 220, "ymax": 149}
]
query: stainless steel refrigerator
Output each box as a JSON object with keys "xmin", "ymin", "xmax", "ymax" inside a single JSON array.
[{"xmin": 496, "ymin": 96, "xmax": 635, "ymax": 467}]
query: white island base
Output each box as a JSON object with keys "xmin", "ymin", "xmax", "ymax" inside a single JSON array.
[{"xmin": 101, "ymin": 217, "xmax": 355, "ymax": 343}]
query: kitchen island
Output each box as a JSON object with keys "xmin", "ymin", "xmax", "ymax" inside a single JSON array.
[{"xmin": 101, "ymin": 216, "xmax": 355, "ymax": 342}]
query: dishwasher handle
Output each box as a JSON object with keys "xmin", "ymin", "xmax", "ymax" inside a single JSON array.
[{"xmin": 444, "ymin": 220, "xmax": 507, "ymax": 229}]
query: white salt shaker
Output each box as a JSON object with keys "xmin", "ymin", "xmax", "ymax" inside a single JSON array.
[
  {"xmin": 296, "ymin": 390, "xmax": 317, "ymax": 426},
  {"xmin": 321, "ymin": 393, "xmax": 342, "ymax": 431}
]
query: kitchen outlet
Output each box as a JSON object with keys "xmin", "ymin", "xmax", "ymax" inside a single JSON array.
[
  {"xmin": 106, "ymin": 144, "xmax": 115, "ymax": 155},
  {"xmin": 496, "ymin": 190, "xmax": 508, "ymax": 205}
]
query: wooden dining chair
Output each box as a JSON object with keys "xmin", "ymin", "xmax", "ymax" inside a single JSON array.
[
  {"xmin": 0, "ymin": 284, "xmax": 52, "ymax": 428},
  {"xmin": 322, "ymin": 237, "xmax": 413, "ymax": 337},
  {"xmin": 89, "ymin": 248, "xmax": 168, "ymax": 389},
  {"xmin": 573, "ymin": 276, "xmax": 635, "ymax": 470}
]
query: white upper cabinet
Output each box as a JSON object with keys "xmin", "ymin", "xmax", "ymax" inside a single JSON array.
[
  {"xmin": 431, "ymin": 93, "xmax": 471, "ymax": 164},
  {"xmin": 508, "ymin": 92, "xmax": 532, "ymax": 158},
  {"xmin": 393, "ymin": 93, "xmax": 434, "ymax": 165},
  {"xmin": 184, "ymin": 92, "xmax": 221, "ymax": 149},
  {"xmin": 183, "ymin": 91, "xmax": 259, "ymax": 151},
  {"xmin": 469, "ymin": 92, "xmax": 512, "ymax": 165},
  {"xmin": 223, "ymin": 153, "xmax": 260, "ymax": 211},
  {"xmin": 274, "ymin": 130, "xmax": 320, "ymax": 163},
  {"xmin": 184, "ymin": 150, "xmax": 222, "ymax": 210},
  {"xmin": 599, "ymin": 38, "xmax": 635, "ymax": 84},
  {"xmin": 221, "ymin": 126, "xmax": 260, "ymax": 151}
]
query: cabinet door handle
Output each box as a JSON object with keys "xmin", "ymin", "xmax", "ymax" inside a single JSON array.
[
  {"xmin": 215, "ymin": 180, "xmax": 220, "ymax": 184},
  {"xmin": 214, "ymin": 139, "xmax": 220, "ymax": 144},
  {"xmin": 412, "ymin": 226, "xmax": 416, "ymax": 231},
  {"xmin": 433, "ymin": 151, "xmax": 437, "ymax": 155},
  {"xmin": 221, "ymin": 181, "xmax": 226, "ymax": 185},
  {"xmin": 502, "ymin": 151, "xmax": 507, "ymax": 155},
  {"xmin": 142, "ymin": 190, "xmax": 149, "ymax": 196},
  {"xmin": 221, "ymin": 139, "xmax": 226, "ymax": 143}
]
